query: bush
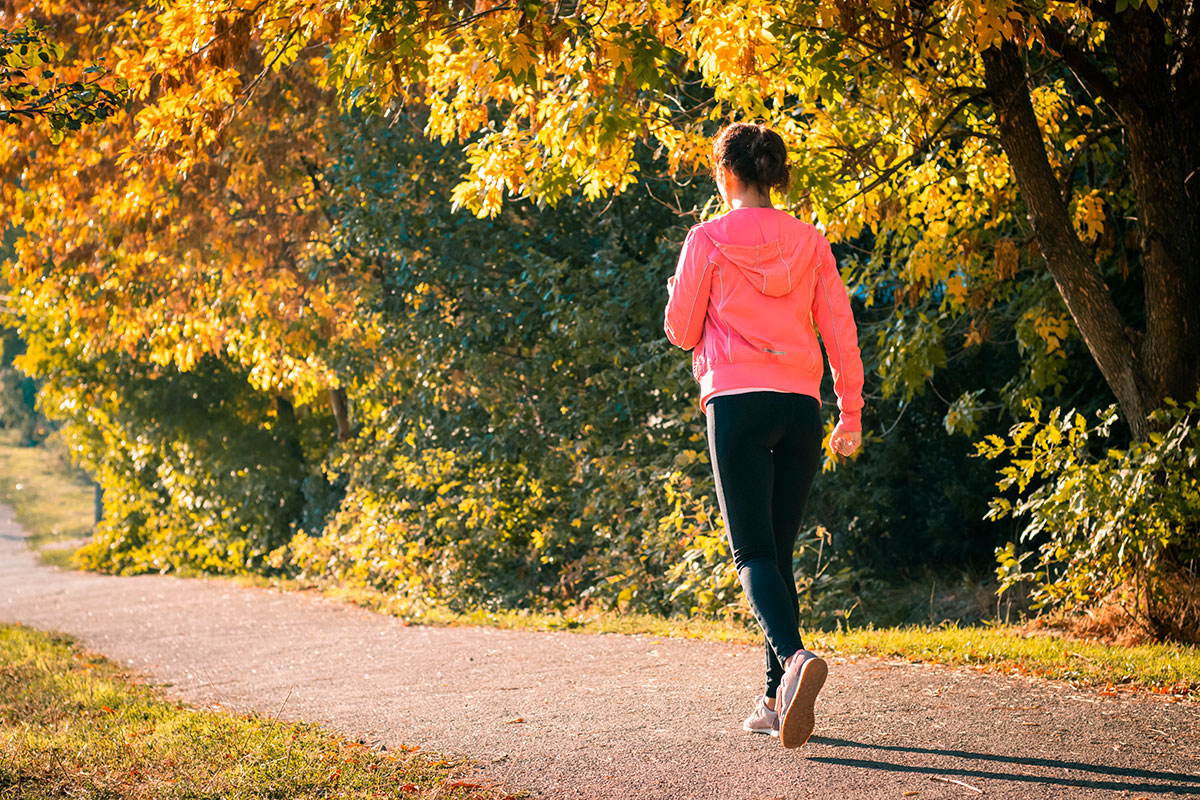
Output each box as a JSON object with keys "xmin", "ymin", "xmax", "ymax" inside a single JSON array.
[
  {"xmin": 42, "ymin": 354, "xmax": 321, "ymax": 576},
  {"xmin": 980, "ymin": 396, "xmax": 1200, "ymax": 642},
  {"xmin": 261, "ymin": 120, "xmax": 879, "ymax": 624}
]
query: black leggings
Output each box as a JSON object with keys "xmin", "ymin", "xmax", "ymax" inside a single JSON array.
[{"xmin": 706, "ymin": 391, "xmax": 823, "ymax": 698}]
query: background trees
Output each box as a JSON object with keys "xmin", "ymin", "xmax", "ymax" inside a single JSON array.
[{"xmin": 1, "ymin": 0, "xmax": 1196, "ymax": 638}]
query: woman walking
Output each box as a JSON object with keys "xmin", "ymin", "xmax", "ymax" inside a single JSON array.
[{"xmin": 663, "ymin": 123, "xmax": 864, "ymax": 748}]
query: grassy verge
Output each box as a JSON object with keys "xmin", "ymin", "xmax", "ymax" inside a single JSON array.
[
  {"xmin": 0, "ymin": 429, "xmax": 94, "ymax": 567},
  {"xmin": 810, "ymin": 625, "xmax": 1200, "ymax": 699},
  {"xmin": 222, "ymin": 576, "xmax": 1200, "ymax": 700},
  {"xmin": 0, "ymin": 623, "xmax": 514, "ymax": 799},
  {"xmin": 5, "ymin": 429, "xmax": 1196, "ymax": 701}
]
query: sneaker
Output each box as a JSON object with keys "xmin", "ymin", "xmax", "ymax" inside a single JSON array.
[
  {"xmin": 776, "ymin": 650, "xmax": 827, "ymax": 748},
  {"xmin": 741, "ymin": 695, "xmax": 779, "ymax": 735}
]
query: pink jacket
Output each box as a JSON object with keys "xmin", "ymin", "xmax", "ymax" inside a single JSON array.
[{"xmin": 664, "ymin": 207, "xmax": 865, "ymax": 432}]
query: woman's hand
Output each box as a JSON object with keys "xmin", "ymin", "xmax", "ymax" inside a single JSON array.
[{"xmin": 829, "ymin": 424, "xmax": 861, "ymax": 457}]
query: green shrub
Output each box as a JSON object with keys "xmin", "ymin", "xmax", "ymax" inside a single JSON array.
[
  {"xmin": 979, "ymin": 396, "xmax": 1200, "ymax": 641},
  {"xmin": 39, "ymin": 354, "xmax": 321, "ymax": 576}
]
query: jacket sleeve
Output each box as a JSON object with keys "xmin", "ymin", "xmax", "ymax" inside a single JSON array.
[
  {"xmin": 811, "ymin": 238, "xmax": 865, "ymax": 432},
  {"xmin": 664, "ymin": 226, "xmax": 715, "ymax": 350}
]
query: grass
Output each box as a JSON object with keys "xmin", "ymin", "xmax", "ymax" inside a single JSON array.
[
  {"xmin": 0, "ymin": 623, "xmax": 514, "ymax": 799},
  {"xmin": 811, "ymin": 624, "xmax": 1200, "ymax": 699},
  {"xmin": 0, "ymin": 429, "xmax": 94, "ymax": 568},
  {"xmin": 220, "ymin": 577, "xmax": 1200, "ymax": 700},
  {"xmin": 3, "ymin": 429, "xmax": 1196, "ymax": 701}
]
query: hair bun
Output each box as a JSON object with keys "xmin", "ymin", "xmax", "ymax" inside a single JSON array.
[{"xmin": 712, "ymin": 123, "xmax": 790, "ymax": 194}]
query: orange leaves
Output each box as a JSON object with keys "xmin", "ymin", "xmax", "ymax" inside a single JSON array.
[
  {"xmin": 0, "ymin": 0, "xmax": 360, "ymax": 399},
  {"xmin": 994, "ymin": 239, "xmax": 1019, "ymax": 281}
]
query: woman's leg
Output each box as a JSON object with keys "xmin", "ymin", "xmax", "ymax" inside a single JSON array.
[
  {"xmin": 762, "ymin": 394, "xmax": 823, "ymax": 699},
  {"xmin": 707, "ymin": 393, "xmax": 806, "ymax": 674}
]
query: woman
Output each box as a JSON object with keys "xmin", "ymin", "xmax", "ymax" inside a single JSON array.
[{"xmin": 663, "ymin": 122, "xmax": 864, "ymax": 749}]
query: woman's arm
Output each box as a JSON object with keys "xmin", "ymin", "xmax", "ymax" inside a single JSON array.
[
  {"xmin": 811, "ymin": 238, "xmax": 865, "ymax": 435},
  {"xmin": 664, "ymin": 226, "xmax": 715, "ymax": 350}
]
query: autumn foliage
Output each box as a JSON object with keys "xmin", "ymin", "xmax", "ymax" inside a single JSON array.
[{"xmin": 1, "ymin": 0, "xmax": 1197, "ymax": 636}]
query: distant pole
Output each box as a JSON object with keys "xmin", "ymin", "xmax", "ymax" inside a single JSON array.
[{"xmin": 94, "ymin": 482, "xmax": 103, "ymax": 525}]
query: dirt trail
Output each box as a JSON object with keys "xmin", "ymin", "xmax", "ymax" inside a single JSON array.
[{"xmin": 2, "ymin": 505, "xmax": 1197, "ymax": 799}]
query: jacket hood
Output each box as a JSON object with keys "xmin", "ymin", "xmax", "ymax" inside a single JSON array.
[{"xmin": 700, "ymin": 217, "xmax": 825, "ymax": 298}]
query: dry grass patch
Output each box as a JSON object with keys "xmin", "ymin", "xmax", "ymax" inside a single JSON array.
[{"xmin": 0, "ymin": 623, "xmax": 518, "ymax": 799}]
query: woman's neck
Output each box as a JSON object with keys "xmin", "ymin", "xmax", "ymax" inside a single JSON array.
[{"xmin": 727, "ymin": 187, "xmax": 773, "ymax": 209}]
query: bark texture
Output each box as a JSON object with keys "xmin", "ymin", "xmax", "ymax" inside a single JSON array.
[
  {"xmin": 1110, "ymin": 6, "xmax": 1200, "ymax": 415},
  {"xmin": 329, "ymin": 386, "xmax": 352, "ymax": 442}
]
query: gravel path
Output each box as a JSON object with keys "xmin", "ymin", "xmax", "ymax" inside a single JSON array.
[{"xmin": 2, "ymin": 505, "xmax": 1197, "ymax": 799}]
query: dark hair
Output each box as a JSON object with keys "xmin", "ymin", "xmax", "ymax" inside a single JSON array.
[{"xmin": 711, "ymin": 123, "xmax": 790, "ymax": 194}]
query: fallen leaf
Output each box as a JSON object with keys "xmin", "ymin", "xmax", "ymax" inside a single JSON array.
[
  {"xmin": 930, "ymin": 776, "xmax": 982, "ymax": 794},
  {"xmin": 505, "ymin": 717, "xmax": 525, "ymax": 724}
]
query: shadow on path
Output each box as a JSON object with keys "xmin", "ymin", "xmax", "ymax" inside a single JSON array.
[{"xmin": 810, "ymin": 736, "xmax": 1199, "ymax": 795}]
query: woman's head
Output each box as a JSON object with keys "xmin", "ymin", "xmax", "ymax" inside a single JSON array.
[{"xmin": 711, "ymin": 123, "xmax": 790, "ymax": 198}]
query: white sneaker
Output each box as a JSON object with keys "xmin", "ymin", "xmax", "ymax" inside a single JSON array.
[
  {"xmin": 777, "ymin": 650, "xmax": 827, "ymax": 749},
  {"xmin": 741, "ymin": 695, "xmax": 780, "ymax": 736}
]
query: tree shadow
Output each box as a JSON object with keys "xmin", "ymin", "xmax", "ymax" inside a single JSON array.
[{"xmin": 807, "ymin": 736, "xmax": 1200, "ymax": 795}]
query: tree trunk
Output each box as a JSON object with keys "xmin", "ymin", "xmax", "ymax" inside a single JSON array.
[
  {"xmin": 273, "ymin": 393, "xmax": 309, "ymax": 546},
  {"xmin": 1178, "ymin": 0, "xmax": 1200, "ymax": 260},
  {"xmin": 981, "ymin": 40, "xmax": 1155, "ymax": 438},
  {"xmin": 1109, "ymin": 7, "xmax": 1200, "ymax": 412}
]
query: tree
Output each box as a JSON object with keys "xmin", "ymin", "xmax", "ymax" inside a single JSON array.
[
  {"xmin": 979, "ymin": 5, "xmax": 1198, "ymax": 439},
  {"xmin": 3, "ymin": 0, "xmax": 1195, "ymax": 631},
  {"xmin": 0, "ymin": 2, "xmax": 360, "ymax": 410},
  {"xmin": 101, "ymin": 0, "xmax": 1186, "ymax": 438},
  {"xmin": 10, "ymin": 1, "xmax": 1194, "ymax": 435}
]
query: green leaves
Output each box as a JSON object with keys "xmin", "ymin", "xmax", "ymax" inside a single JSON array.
[
  {"xmin": 0, "ymin": 23, "xmax": 127, "ymax": 141},
  {"xmin": 980, "ymin": 395, "xmax": 1200, "ymax": 635},
  {"xmin": 876, "ymin": 312, "xmax": 947, "ymax": 402}
]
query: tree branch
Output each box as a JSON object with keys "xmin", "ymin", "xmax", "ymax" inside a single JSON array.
[
  {"xmin": 828, "ymin": 89, "xmax": 988, "ymax": 212},
  {"xmin": 1039, "ymin": 23, "xmax": 1121, "ymax": 109}
]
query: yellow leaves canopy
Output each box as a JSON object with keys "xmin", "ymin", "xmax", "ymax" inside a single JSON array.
[{"xmin": 2, "ymin": 0, "xmax": 1123, "ymax": 399}]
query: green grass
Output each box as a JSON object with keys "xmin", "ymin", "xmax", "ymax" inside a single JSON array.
[
  {"xmin": 0, "ymin": 429, "xmax": 94, "ymax": 566},
  {"xmin": 0, "ymin": 623, "xmax": 515, "ymax": 799},
  {"xmin": 811, "ymin": 624, "xmax": 1200, "ymax": 699}
]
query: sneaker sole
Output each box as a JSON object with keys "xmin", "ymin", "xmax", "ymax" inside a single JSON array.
[{"xmin": 780, "ymin": 656, "xmax": 826, "ymax": 749}]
